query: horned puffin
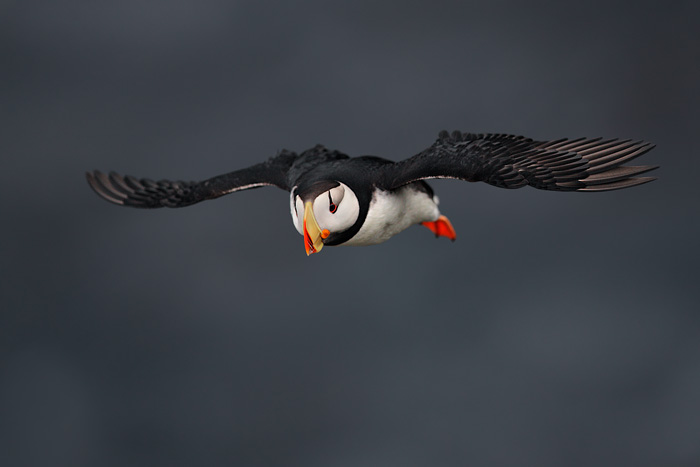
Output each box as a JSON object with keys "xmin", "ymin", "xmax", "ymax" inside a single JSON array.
[{"xmin": 86, "ymin": 131, "xmax": 657, "ymax": 255}]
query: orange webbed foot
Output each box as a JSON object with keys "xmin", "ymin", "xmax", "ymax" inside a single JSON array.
[{"xmin": 421, "ymin": 215, "xmax": 457, "ymax": 241}]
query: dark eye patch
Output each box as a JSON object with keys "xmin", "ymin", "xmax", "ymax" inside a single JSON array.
[{"xmin": 328, "ymin": 191, "xmax": 337, "ymax": 213}]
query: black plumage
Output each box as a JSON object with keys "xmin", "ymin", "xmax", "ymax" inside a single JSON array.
[
  {"xmin": 386, "ymin": 131, "xmax": 656, "ymax": 191},
  {"xmin": 86, "ymin": 131, "xmax": 657, "ymax": 210},
  {"xmin": 86, "ymin": 149, "xmax": 298, "ymax": 208}
]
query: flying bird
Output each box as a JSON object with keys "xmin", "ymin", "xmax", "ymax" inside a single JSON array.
[{"xmin": 86, "ymin": 131, "xmax": 657, "ymax": 255}]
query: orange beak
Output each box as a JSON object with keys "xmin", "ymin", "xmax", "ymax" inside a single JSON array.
[{"xmin": 303, "ymin": 202, "xmax": 325, "ymax": 256}]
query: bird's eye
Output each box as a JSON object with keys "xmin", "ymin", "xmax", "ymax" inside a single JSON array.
[
  {"xmin": 328, "ymin": 191, "xmax": 338, "ymax": 213},
  {"xmin": 327, "ymin": 185, "xmax": 344, "ymax": 214}
]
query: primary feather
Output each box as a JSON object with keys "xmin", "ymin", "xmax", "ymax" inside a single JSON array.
[
  {"xmin": 86, "ymin": 131, "xmax": 658, "ymax": 210},
  {"xmin": 385, "ymin": 131, "xmax": 656, "ymax": 192}
]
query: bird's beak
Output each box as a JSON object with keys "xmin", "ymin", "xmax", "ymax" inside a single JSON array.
[{"xmin": 303, "ymin": 202, "xmax": 326, "ymax": 256}]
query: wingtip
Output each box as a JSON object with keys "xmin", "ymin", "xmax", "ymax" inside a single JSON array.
[
  {"xmin": 85, "ymin": 170, "xmax": 99, "ymax": 185},
  {"xmin": 86, "ymin": 169, "xmax": 126, "ymax": 205},
  {"xmin": 577, "ymin": 176, "xmax": 657, "ymax": 192}
]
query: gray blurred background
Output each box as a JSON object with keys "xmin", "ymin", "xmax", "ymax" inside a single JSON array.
[{"xmin": 2, "ymin": 1, "xmax": 699, "ymax": 466}]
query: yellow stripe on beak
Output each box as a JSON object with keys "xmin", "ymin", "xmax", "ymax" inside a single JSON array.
[{"xmin": 303, "ymin": 202, "xmax": 325, "ymax": 256}]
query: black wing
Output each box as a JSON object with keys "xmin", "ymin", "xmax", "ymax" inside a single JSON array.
[
  {"xmin": 385, "ymin": 131, "xmax": 657, "ymax": 192},
  {"xmin": 86, "ymin": 150, "xmax": 298, "ymax": 208}
]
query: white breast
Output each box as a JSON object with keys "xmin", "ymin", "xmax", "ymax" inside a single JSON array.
[{"xmin": 343, "ymin": 186, "xmax": 440, "ymax": 246}]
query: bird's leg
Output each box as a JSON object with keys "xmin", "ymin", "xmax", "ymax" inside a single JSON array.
[{"xmin": 421, "ymin": 215, "xmax": 457, "ymax": 241}]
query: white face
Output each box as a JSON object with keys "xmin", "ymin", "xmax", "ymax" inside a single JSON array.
[{"xmin": 290, "ymin": 182, "xmax": 360, "ymax": 236}]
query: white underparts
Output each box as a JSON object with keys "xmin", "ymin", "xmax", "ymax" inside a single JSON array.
[{"xmin": 343, "ymin": 186, "xmax": 440, "ymax": 246}]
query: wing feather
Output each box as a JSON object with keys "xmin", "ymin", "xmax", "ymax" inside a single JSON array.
[
  {"xmin": 87, "ymin": 150, "xmax": 298, "ymax": 208},
  {"xmin": 385, "ymin": 131, "xmax": 657, "ymax": 192}
]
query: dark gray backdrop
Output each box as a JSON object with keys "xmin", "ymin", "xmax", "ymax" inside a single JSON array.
[{"xmin": 2, "ymin": 1, "xmax": 699, "ymax": 466}]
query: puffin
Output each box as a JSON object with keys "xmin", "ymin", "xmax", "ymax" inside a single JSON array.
[{"xmin": 86, "ymin": 131, "xmax": 657, "ymax": 255}]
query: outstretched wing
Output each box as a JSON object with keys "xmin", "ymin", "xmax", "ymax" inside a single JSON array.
[
  {"xmin": 86, "ymin": 151, "xmax": 298, "ymax": 208},
  {"xmin": 385, "ymin": 131, "xmax": 657, "ymax": 192}
]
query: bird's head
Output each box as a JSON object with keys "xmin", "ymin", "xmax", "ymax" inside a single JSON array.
[{"xmin": 290, "ymin": 180, "xmax": 360, "ymax": 255}]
